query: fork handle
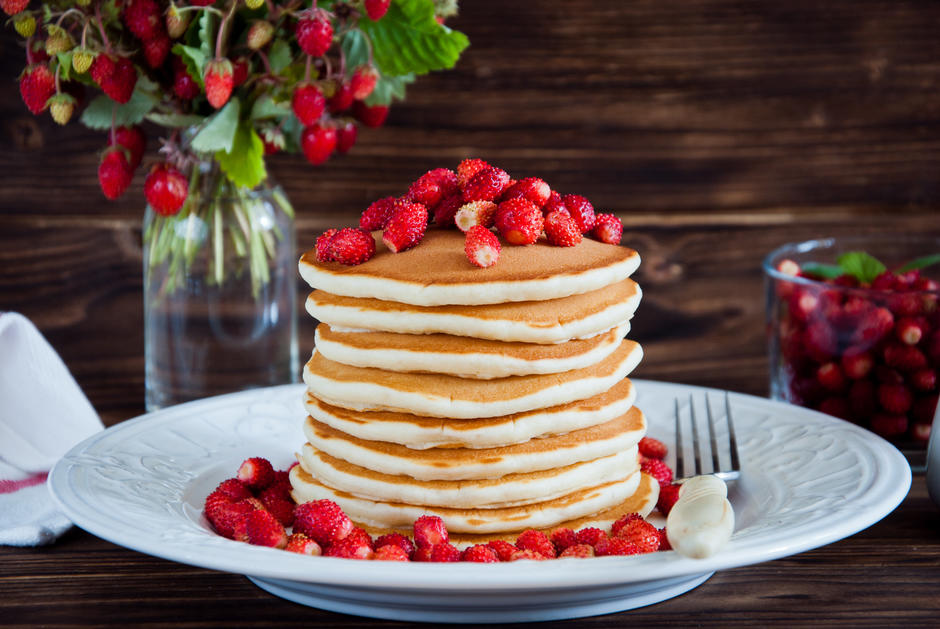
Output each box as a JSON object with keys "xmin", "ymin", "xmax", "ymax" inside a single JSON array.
[{"xmin": 665, "ymin": 475, "xmax": 735, "ymax": 559}]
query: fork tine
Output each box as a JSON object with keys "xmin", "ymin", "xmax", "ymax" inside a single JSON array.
[
  {"xmin": 674, "ymin": 397, "xmax": 685, "ymax": 479},
  {"xmin": 688, "ymin": 394, "xmax": 702, "ymax": 476},
  {"xmin": 725, "ymin": 391, "xmax": 741, "ymax": 474},
  {"xmin": 705, "ymin": 394, "xmax": 721, "ymax": 475}
]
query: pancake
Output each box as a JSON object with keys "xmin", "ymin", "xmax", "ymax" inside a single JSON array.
[
  {"xmin": 290, "ymin": 465, "xmax": 644, "ymax": 535},
  {"xmin": 303, "ymin": 377, "xmax": 637, "ymax": 449},
  {"xmin": 306, "ymin": 278, "xmax": 641, "ymax": 344},
  {"xmin": 298, "ymin": 229, "xmax": 641, "ymax": 306},
  {"xmin": 303, "ymin": 338, "xmax": 643, "ymax": 419},
  {"xmin": 300, "ymin": 407, "xmax": 646, "ymax": 481},
  {"xmin": 298, "ymin": 446, "xmax": 639, "ymax": 509}
]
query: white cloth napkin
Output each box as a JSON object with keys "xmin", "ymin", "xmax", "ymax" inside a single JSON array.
[{"xmin": 0, "ymin": 312, "xmax": 103, "ymax": 545}]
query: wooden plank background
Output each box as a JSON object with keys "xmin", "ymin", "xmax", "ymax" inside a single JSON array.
[{"xmin": 2, "ymin": 0, "xmax": 939, "ymax": 425}]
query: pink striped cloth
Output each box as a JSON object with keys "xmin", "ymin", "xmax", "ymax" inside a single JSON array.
[{"xmin": 0, "ymin": 313, "xmax": 102, "ymax": 545}]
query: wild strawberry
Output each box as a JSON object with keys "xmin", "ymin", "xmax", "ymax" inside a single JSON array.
[
  {"xmin": 363, "ymin": 0, "xmax": 391, "ymax": 20},
  {"xmin": 574, "ymin": 527, "xmax": 607, "ymax": 547},
  {"xmin": 911, "ymin": 369, "xmax": 937, "ymax": 392},
  {"xmin": 98, "ymin": 148, "xmax": 134, "ymax": 200},
  {"xmin": 352, "ymin": 101, "xmax": 389, "ymax": 127},
  {"xmin": 640, "ymin": 458, "xmax": 673, "ymax": 486},
  {"xmin": 896, "ymin": 317, "xmax": 926, "ymax": 345},
  {"xmin": 411, "ymin": 546, "xmax": 433, "ymax": 562},
  {"xmin": 878, "ymin": 383, "xmax": 913, "ymax": 414},
  {"xmin": 231, "ymin": 57, "xmax": 250, "ymax": 87},
  {"xmin": 95, "ymin": 54, "xmax": 138, "ymax": 104},
  {"xmin": 374, "ymin": 532, "xmax": 415, "ymax": 559},
  {"xmin": 258, "ymin": 487, "xmax": 295, "ymax": 526},
  {"xmin": 408, "ymin": 173, "xmax": 444, "ymax": 208},
  {"xmin": 213, "ymin": 478, "xmax": 252, "ymax": 501},
  {"xmin": 374, "ymin": 545, "xmax": 410, "ymax": 561},
  {"xmin": 166, "ymin": 4, "xmax": 191, "ymax": 39},
  {"xmin": 245, "ymin": 0, "xmax": 264, "ymax": 9},
  {"xmin": 543, "ymin": 210, "xmax": 582, "ymax": 247},
  {"xmin": 429, "ymin": 543, "xmax": 461, "ymax": 562},
  {"xmin": 300, "ymin": 123, "xmax": 338, "ymax": 165},
  {"xmin": 912, "ymin": 421, "xmax": 932, "ymax": 443},
  {"xmin": 432, "ymin": 192, "xmax": 462, "ymax": 226},
  {"xmin": 818, "ymin": 396, "xmax": 851, "ymax": 420},
  {"xmin": 172, "ymin": 64, "xmax": 201, "ymax": 100},
  {"xmin": 461, "ymin": 544, "xmax": 499, "ymax": 563},
  {"xmin": 350, "ymin": 65, "xmax": 379, "ymax": 100},
  {"xmin": 293, "ymin": 499, "xmax": 354, "ymax": 547},
  {"xmin": 285, "ymin": 533, "xmax": 322, "ymax": 555},
  {"xmin": 463, "ymin": 166, "xmax": 511, "ymax": 203},
  {"xmin": 495, "ymin": 197, "xmax": 543, "ymax": 245},
  {"xmin": 805, "ymin": 321, "xmax": 838, "ymax": 362},
  {"xmin": 247, "ymin": 20, "xmax": 275, "ymax": 50},
  {"xmin": 610, "ymin": 513, "xmax": 643, "ymax": 537},
  {"xmin": 841, "ymin": 348, "xmax": 874, "ymax": 380},
  {"xmin": 486, "ymin": 539, "xmax": 518, "ymax": 561},
  {"xmin": 143, "ymin": 34, "xmax": 171, "ymax": 69},
  {"xmin": 464, "ymin": 225, "xmax": 500, "ymax": 268},
  {"xmin": 70, "ymin": 48, "xmax": 95, "ymax": 74},
  {"xmin": 613, "ymin": 516, "xmax": 660, "ymax": 553},
  {"xmin": 595, "ymin": 537, "xmax": 640, "ymax": 556},
  {"xmin": 236, "ymin": 457, "xmax": 275, "ymax": 490},
  {"xmin": 382, "ymin": 202, "xmax": 428, "ymax": 253},
  {"xmin": 413, "ymin": 514, "xmax": 449, "ymax": 548},
  {"xmin": 502, "ymin": 177, "xmax": 551, "ymax": 208},
  {"xmin": 206, "ymin": 500, "xmax": 254, "ymax": 539},
  {"xmin": 296, "ymin": 8, "xmax": 333, "ymax": 57},
  {"xmin": 657, "ymin": 482, "xmax": 681, "ymax": 516},
  {"xmin": 345, "ymin": 527, "xmax": 375, "ymax": 549},
  {"xmin": 13, "ymin": 12, "xmax": 35, "ymax": 37},
  {"xmin": 884, "ymin": 343, "xmax": 928, "ymax": 372},
  {"xmin": 776, "ymin": 259, "xmax": 802, "ymax": 276},
  {"xmin": 509, "ymin": 548, "xmax": 549, "ymax": 561},
  {"xmin": 561, "ymin": 194, "xmax": 595, "ymax": 233},
  {"xmin": 326, "ymin": 536, "xmax": 374, "ymax": 560},
  {"xmin": 336, "ymin": 121, "xmax": 358, "ymax": 154},
  {"xmin": 816, "ymin": 362, "xmax": 847, "ymax": 392},
  {"xmin": 123, "ymin": 0, "xmax": 162, "ymax": 40},
  {"xmin": 2, "ymin": 0, "xmax": 28, "ymax": 17},
  {"xmin": 47, "ymin": 93, "xmax": 76, "ymax": 125},
  {"xmin": 325, "ymin": 228, "xmax": 375, "ymax": 266},
  {"xmin": 455, "ymin": 200, "xmax": 498, "ymax": 232},
  {"xmin": 19, "ymin": 64, "xmax": 55, "ymax": 115},
  {"xmin": 638, "ymin": 436, "xmax": 667, "ymax": 460},
  {"xmin": 315, "ymin": 229, "xmax": 339, "ymax": 262},
  {"xmin": 292, "ymin": 83, "xmax": 326, "ymax": 125},
  {"xmin": 851, "ymin": 307, "xmax": 894, "ymax": 345},
  {"xmin": 559, "ymin": 544, "xmax": 595, "ymax": 558},
  {"xmin": 848, "ymin": 379, "xmax": 877, "ymax": 419},
  {"xmin": 204, "ymin": 58, "xmax": 234, "ymax": 109},
  {"xmin": 144, "ymin": 164, "xmax": 188, "ymax": 216},
  {"xmin": 550, "ymin": 528, "xmax": 577, "ymax": 553},
  {"xmin": 658, "ymin": 528, "xmax": 672, "ymax": 551},
  {"xmin": 44, "ymin": 25, "xmax": 74, "ymax": 56},
  {"xmin": 876, "ymin": 365, "xmax": 905, "ymax": 384},
  {"xmin": 246, "ymin": 509, "xmax": 288, "ymax": 549},
  {"xmin": 593, "ymin": 213, "xmax": 623, "ymax": 245},
  {"xmin": 360, "ymin": 196, "xmax": 398, "ymax": 231},
  {"xmin": 543, "ymin": 190, "xmax": 567, "ymax": 216},
  {"xmin": 328, "ymin": 81, "xmax": 355, "ymax": 113},
  {"xmin": 456, "ymin": 158, "xmax": 490, "ymax": 188},
  {"xmin": 515, "ymin": 529, "xmax": 556, "ymax": 558},
  {"xmin": 870, "ymin": 413, "xmax": 908, "ymax": 438}
]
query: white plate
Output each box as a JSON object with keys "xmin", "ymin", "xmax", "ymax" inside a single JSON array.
[{"xmin": 49, "ymin": 380, "xmax": 911, "ymax": 624}]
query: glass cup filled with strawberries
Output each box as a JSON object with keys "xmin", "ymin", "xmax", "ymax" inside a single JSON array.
[{"xmin": 764, "ymin": 237, "xmax": 940, "ymax": 465}]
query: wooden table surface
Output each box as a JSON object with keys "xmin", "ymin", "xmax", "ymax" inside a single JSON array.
[{"xmin": 2, "ymin": 0, "xmax": 939, "ymax": 626}]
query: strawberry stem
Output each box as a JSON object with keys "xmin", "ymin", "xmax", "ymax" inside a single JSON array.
[
  {"xmin": 215, "ymin": 1, "xmax": 238, "ymax": 59},
  {"xmin": 94, "ymin": 0, "xmax": 112, "ymax": 53}
]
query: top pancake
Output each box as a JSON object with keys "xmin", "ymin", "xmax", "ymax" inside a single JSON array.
[{"xmin": 299, "ymin": 229, "xmax": 641, "ymax": 306}]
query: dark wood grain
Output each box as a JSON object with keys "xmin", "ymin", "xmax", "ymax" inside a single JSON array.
[{"xmin": 2, "ymin": 0, "xmax": 939, "ymax": 625}]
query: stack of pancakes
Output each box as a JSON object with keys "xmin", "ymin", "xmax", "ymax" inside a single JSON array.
[{"xmin": 290, "ymin": 229, "xmax": 658, "ymax": 545}]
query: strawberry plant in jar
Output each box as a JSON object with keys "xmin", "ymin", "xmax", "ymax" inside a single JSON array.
[
  {"xmin": 8, "ymin": 0, "xmax": 467, "ymax": 409},
  {"xmin": 764, "ymin": 237, "xmax": 940, "ymax": 465}
]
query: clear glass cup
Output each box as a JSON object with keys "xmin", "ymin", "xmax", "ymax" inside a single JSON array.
[{"xmin": 764, "ymin": 236, "xmax": 939, "ymax": 466}]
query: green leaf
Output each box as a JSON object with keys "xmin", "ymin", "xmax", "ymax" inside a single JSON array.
[
  {"xmin": 801, "ymin": 262, "xmax": 844, "ymax": 280},
  {"xmin": 198, "ymin": 9, "xmax": 215, "ymax": 60},
  {"xmin": 837, "ymin": 251, "xmax": 887, "ymax": 284},
  {"xmin": 191, "ymin": 98, "xmax": 241, "ymax": 153},
  {"xmin": 341, "ymin": 30, "xmax": 370, "ymax": 69},
  {"xmin": 359, "ymin": 0, "xmax": 469, "ymax": 76},
  {"xmin": 280, "ymin": 112, "xmax": 302, "ymax": 154},
  {"xmin": 79, "ymin": 84, "xmax": 160, "ymax": 130},
  {"xmin": 268, "ymin": 39, "xmax": 293, "ymax": 74},
  {"xmin": 366, "ymin": 72, "xmax": 415, "ymax": 105},
  {"xmin": 250, "ymin": 95, "xmax": 290, "ymax": 120},
  {"xmin": 56, "ymin": 52, "xmax": 73, "ymax": 81},
  {"xmin": 172, "ymin": 44, "xmax": 207, "ymax": 88},
  {"xmin": 147, "ymin": 112, "xmax": 207, "ymax": 128},
  {"xmin": 215, "ymin": 122, "xmax": 266, "ymax": 189},
  {"xmin": 897, "ymin": 253, "xmax": 940, "ymax": 273}
]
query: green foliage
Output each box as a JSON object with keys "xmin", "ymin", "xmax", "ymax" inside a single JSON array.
[
  {"xmin": 80, "ymin": 81, "xmax": 160, "ymax": 130},
  {"xmin": 837, "ymin": 252, "xmax": 887, "ymax": 284},
  {"xmin": 191, "ymin": 98, "xmax": 241, "ymax": 153},
  {"xmin": 215, "ymin": 122, "xmax": 266, "ymax": 189}
]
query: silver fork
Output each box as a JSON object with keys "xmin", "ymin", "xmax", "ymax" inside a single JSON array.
[{"xmin": 673, "ymin": 392, "xmax": 741, "ymax": 483}]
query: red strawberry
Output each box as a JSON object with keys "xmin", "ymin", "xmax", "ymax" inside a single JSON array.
[
  {"xmin": 486, "ymin": 539, "xmax": 518, "ymax": 561},
  {"xmin": 213, "ymin": 478, "xmax": 252, "ymax": 501},
  {"xmin": 574, "ymin": 527, "xmax": 607, "ymax": 547},
  {"xmin": 360, "ymin": 197, "xmax": 399, "ymax": 231},
  {"xmin": 206, "ymin": 500, "xmax": 254, "ymax": 539},
  {"xmin": 144, "ymin": 164, "xmax": 188, "ymax": 216},
  {"xmin": 300, "ymin": 123, "xmax": 338, "ymax": 165},
  {"xmin": 143, "ymin": 33, "xmax": 171, "ymax": 69},
  {"xmin": 848, "ymin": 379, "xmax": 878, "ymax": 418},
  {"xmin": 509, "ymin": 548, "xmax": 549, "ymax": 561},
  {"xmin": 455, "ymin": 201, "xmax": 498, "ymax": 232},
  {"xmin": 896, "ymin": 317, "xmax": 926, "ymax": 346},
  {"xmin": 641, "ymin": 458, "xmax": 673, "ymax": 486},
  {"xmin": 363, "ymin": 0, "xmax": 391, "ymax": 20},
  {"xmin": 515, "ymin": 529, "xmax": 556, "ymax": 558},
  {"xmin": 429, "ymin": 543, "xmax": 461, "ymax": 562},
  {"xmin": 352, "ymin": 101, "xmax": 389, "ymax": 127},
  {"xmin": 818, "ymin": 396, "xmax": 851, "ymax": 420},
  {"xmin": 285, "ymin": 533, "xmax": 322, "ymax": 555},
  {"xmin": 325, "ymin": 536, "xmax": 374, "ymax": 560},
  {"xmin": 805, "ymin": 321, "xmax": 838, "ymax": 362},
  {"xmin": 593, "ymin": 213, "xmax": 623, "ymax": 244},
  {"xmin": 878, "ymin": 383, "xmax": 913, "ymax": 414},
  {"xmin": 883, "ymin": 343, "xmax": 928, "ymax": 372},
  {"xmin": 638, "ymin": 436, "xmax": 668, "ymax": 460},
  {"xmin": 411, "ymin": 546, "xmax": 433, "ymax": 562},
  {"xmin": 231, "ymin": 57, "xmax": 250, "ymax": 87},
  {"xmin": 94, "ymin": 54, "xmax": 137, "ymax": 104},
  {"xmin": 562, "ymin": 194, "xmax": 596, "ymax": 233},
  {"xmin": 374, "ymin": 545, "xmax": 410, "ymax": 561},
  {"xmin": 413, "ymin": 514, "xmax": 448, "ymax": 548},
  {"xmin": 543, "ymin": 210, "xmax": 581, "ymax": 247},
  {"xmin": 336, "ymin": 121, "xmax": 358, "ymax": 154},
  {"xmin": 296, "ymin": 8, "xmax": 333, "ymax": 57},
  {"xmin": 456, "ymin": 158, "xmax": 490, "ymax": 188},
  {"xmin": 462, "ymin": 166, "xmax": 511, "ymax": 203},
  {"xmin": 550, "ymin": 527, "xmax": 577, "ymax": 553},
  {"xmin": 496, "ymin": 197, "xmax": 543, "ymax": 245},
  {"xmin": 612, "ymin": 516, "xmax": 660, "ymax": 553},
  {"xmin": 123, "ymin": 0, "xmax": 162, "ymax": 40},
  {"xmin": 98, "ymin": 148, "xmax": 134, "ymax": 200},
  {"xmin": 594, "ymin": 536, "xmax": 640, "ymax": 556},
  {"xmin": 543, "ymin": 190, "xmax": 567, "ymax": 216},
  {"xmin": 464, "ymin": 225, "xmax": 500, "ymax": 268},
  {"xmin": 432, "ymin": 192, "xmax": 462, "ymax": 227},
  {"xmin": 172, "ymin": 64, "xmax": 201, "ymax": 100},
  {"xmin": 204, "ymin": 58, "xmax": 234, "ymax": 109},
  {"xmin": 237, "ymin": 457, "xmax": 275, "ymax": 490},
  {"xmin": 327, "ymin": 227, "xmax": 376, "ymax": 265},
  {"xmin": 109, "ymin": 126, "xmax": 146, "ymax": 170},
  {"xmin": 559, "ymin": 544, "xmax": 595, "ymax": 558},
  {"xmin": 658, "ymin": 528, "xmax": 672, "ymax": 551},
  {"xmin": 315, "ymin": 228, "xmax": 339, "ymax": 262},
  {"xmin": 841, "ymin": 348, "xmax": 874, "ymax": 380},
  {"xmin": 350, "ymin": 65, "xmax": 379, "ymax": 100},
  {"xmin": 258, "ymin": 487, "xmax": 296, "ymax": 526},
  {"xmin": 657, "ymin": 483, "xmax": 681, "ymax": 516},
  {"xmin": 1, "ymin": 0, "xmax": 28, "ymax": 16},
  {"xmin": 374, "ymin": 532, "xmax": 415, "ymax": 559},
  {"xmin": 502, "ymin": 177, "xmax": 551, "ymax": 208},
  {"xmin": 345, "ymin": 526, "xmax": 375, "ymax": 549},
  {"xmin": 870, "ymin": 413, "xmax": 908, "ymax": 438},
  {"xmin": 19, "ymin": 64, "xmax": 55, "ymax": 114},
  {"xmin": 382, "ymin": 202, "xmax": 428, "ymax": 253},
  {"xmin": 461, "ymin": 544, "xmax": 499, "ymax": 563},
  {"xmin": 293, "ymin": 499, "xmax": 354, "ymax": 547},
  {"xmin": 328, "ymin": 81, "xmax": 355, "ymax": 113},
  {"xmin": 292, "ymin": 83, "xmax": 326, "ymax": 125},
  {"xmin": 246, "ymin": 509, "xmax": 288, "ymax": 549},
  {"xmin": 816, "ymin": 362, "xmax": 847, "ymax": 392},
  {"xmin": 911, "ymin": 369, "xmax": 937, "ymax": 392},
  {"xmin": 610, "ymin": 513, "xmax": 643, "ymax": 537}
]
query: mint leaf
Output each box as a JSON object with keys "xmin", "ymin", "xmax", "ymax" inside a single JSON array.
[
  {"xmin": 897, "ymin": 253, "xmax": 940, "ymax": 273},
  {"xmin": 191, "ymin": 98, "xmax": 240, "ymax": 153},
  {"xmin": 837, "ymin": 251, "xmax": 887, "ymax": 284},
  {"xmin": 79, "ymin": 84, "xmax": 159, "ymax": 130},
  {"xmin": 359, "ymin": 0, "xmax": 469, "ymax": 76},
  {"xmin": 268, "ymin": 40, "xmax": 293, "ymax": 74},
  {"xmin": 172, "ymin": 44, "xmax": 206, "ymax": 88},
  {"xmin": 801, "ymin": 262, "xmax": 844, "ymax": 280},
  {"xmin": 216, "ymin": 123, "xmax": 266, "ymax": 189}
]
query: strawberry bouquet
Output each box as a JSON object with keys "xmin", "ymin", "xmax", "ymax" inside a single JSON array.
[{"xmin": 9, "ymin": 0, "xmax": 467, "ymax": 294}]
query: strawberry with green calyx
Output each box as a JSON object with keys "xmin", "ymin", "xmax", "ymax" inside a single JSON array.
[
  {"xmin": 165, "ymin": 3, "xmax": 190, "ymax": 39},
  {"xmin": 97, "ymin": 147, "xmax": 134, "ymax": 200},
  {"xmin": 144, "ymin": 163, "xmax": 189, "ymax": 216},
  {"xmin": 300, "ymin": 123, "xmax": 337, "ymax": 165},
  {"xmin": 13, "ymin": 11, "xmax": 35, "ymax": 37},
  {"xmin": 44, "ymin": 24, "xmax": 74, "ymax": 56},
  {"xmin": 18, "ymin": 64, "xmax": 55, "ymax": 114},
  {"xmin": 1, "ymin": 0, "xmax": 28, "ymax": 16},
  {"xmin": 72, "ymin": 48, "xmax": 95, "ymax": 74},
  {"xmin": 296, "ymin": 8, "xmax": 334, "ymax": 57},
  {"xmin": 350, "ymin": 65, "xmax": 379, "ymax": 100},
  {"xmin": 292, "ymin": 83, "xmax": 327, "ymax": 125},
  {"xmin": 364, "ymin": 0, "xmax": 391, "ymax": 21},
  {"xmin": 48, "ymin": 93, "xmax": 77, "ymax": 125},
  {"xmin": 204, "ymin": 58, "xmax": 234, "ymax": 109},
  {"xmin": 247, "ymin": 20, "xmax": 275, "ymax": 50}
]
